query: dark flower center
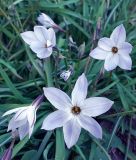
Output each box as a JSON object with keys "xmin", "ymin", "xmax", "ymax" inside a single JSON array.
[
  {"xmin": 112, "ymin": 47, "xmax": 118, "ymax": 54},
  {"xmin": 71, "ymin": 106, "xmax": 81, "ymax": 115},
  {"xmin": 45, "ymin": 43, "xmax": 47, "ymax": 48}
]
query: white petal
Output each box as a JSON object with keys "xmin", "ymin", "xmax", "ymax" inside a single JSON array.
[
  {"xmin": 110, "ymin": 24, "xmax": 126, "ymax": 45},
  {"xmin": 82, "ymin": 97, "xmax": 114, "ymax": 117},
  {"xmin": 18, "ymin": 123, "xmax": 29, "ymax": 140},
  {"xmin": 63, "ymin": 118, "xmax": 81, "ymax": 148},
  {"xmin": 43, "ymin": 87, "xmax": 72, "ymax": 110},
  {"xmin": 36, "ymin": 47, "xmax": 52, "ymax": 59},
  {"xmin": 78, "ymin": 115, "xmax": 102, "ymax": 139},
  {"xmin": 90, "ymin": 47, "xmax": 109, "ymax": 60},
  {"xmin": 8, "ymin": 117, "xmax": 27, "ymax": 131},
  {"xmin": 118, "ymin": 54, "xmax": 132, "ymax": 70},
  {"xmin": 34, "ymin": 26, "xmax": 48, "ymax": 42},
  {"xmin": 48, "ymin": 28, "xmax": 56, "ymax": 46},
  {"xmin": 28, "ymin": 126, "xmax": 34, "ymax": 138},
  {"xmin": 118, "ymin": 42, "xmax": 133, "ymax": 55},
  {"xmin": 3, "ymin": 107, "xmax": 27, "ymax": 117},
  {"xmin": 104, "ymin": 53, "xmax": 119, "ymax": 71},
  {"xmin": 7, "ymin": 117, "xmax": 17, "ymax": 131},
  {"xmin": 27, "ymin": 106, "xmax": 36, "ymax": 128},
  {"xmin": 41, "ymin": 110, "xmax": 71, "ymax": 130},
  {"xmin": 98, "ymin": 38, "xmax": 114, "ymax": 51},
  {"xmin": 14, "ymin": 109, "xmax": 27, "ymax": 121},
  {"xmin": 20, "ymin": 31, "xmax": 38, "ymax": 45},
  {"xmin": 72, "ymin": 73, "xmax": 88, "ymax": 106},
  {"xmin": 30, "ymin": 42, "xmax": 52, "ymax": 59},
  {"xmin": 37, "ymin": 13, "xmax": 55, "ymax": 28}
]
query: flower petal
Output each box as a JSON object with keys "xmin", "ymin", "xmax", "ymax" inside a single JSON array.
[
  {"xmin": 30, "ymin": 41, "xmax": 53, "ymax": 58},
  {"xmin": 27, "ymin": 106, "xmax": 36, "ymax": 128},
  {"xmin": 98, "ymin": 37, "xmax": 114, "ymax": 51},
  {"xmin": 43, "ymin": 87, "xmax": 72, "ymax": 110},
  {"xmin": 110, "ymin": 24, "xmax": 126, "ymax": 45},
  {"xmin": 82, "ymin": 97, "xmax": 114, "ymax": 117},
  {"xmin": 3, "ymin": 107, "xmax": 27, "ymax": 117},
  {"xmin": 20, "ymin": 31, "xmax": 38, "ymax": 45},
  {"xmin": 34, "ymin": 26, "xmax": 48, "ymax": 42},
  {"xmin": 41, "ymin": 110, "xmax": 71, "ymax": 130},
  {"xmin": 18, "ymin": 123, "xmax": 29, "ymax": 140},
  {"xmin": 104, "ymin": 53, "xmax": 119, "ymax": 71},
  {"xmin": 90, "ymin": 47, "xmax": 109, "ymax": 60},
  {"xmin": 48, "ymin": 28, "xmax": 56, "ymax": 46},
  {"xmin": 37, "ymin": 13, "xmax": 55, "ymax": 28},
  {"xmin": 28, "ymin": 126, "xmax": 34, "ymax": 138},
  {"xmin": 78, "ymin": 115, "xmax": 102, "ymax": 139},
  {"xmin": 30, "ymin": 42, "xmax": 52, "ymax": 59},
  {"xmin": 8, "ymin": 117, "xmax": 27, "ymax": 131},
  {"xmin": 118, "ymin": 42, "xmax": 133, "ymax": 55},
  {"xmin": 14, "ymin": 109, "xmax": 27, "ymax": 121},
  {"xmin": 118, "ymin": 54, "xmax": 132, "ymax": 70},
  {"xmin": 72, "ymin": 73, "xmax": 88, "ymax": 106},
  {"xmin": 63, "ymin": 118, "xmax": 81, "ymax": 148}
]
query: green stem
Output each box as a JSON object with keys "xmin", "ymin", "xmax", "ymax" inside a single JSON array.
[
  {"xmin": 44, "ymin": 57, "xmax": 65, "ymax": 160},
  {"xmin": 35, "ymin": 132, "xmax": 52, "ymax": 160},
  {"xmin": 44, "ymin": 58, "xmax": 53, "ymax": 87}
]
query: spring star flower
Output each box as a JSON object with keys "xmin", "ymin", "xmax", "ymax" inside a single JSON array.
[
  {"xmin": 38, "ymin": 13, "xmax": 57, "ymax": 28},
  {"xmin": 38, "ymin": 13, "xmax": 64, "ymax": 31},
  {"xmin": 3, "ymin": 95, "xmax": 44, "ymax": 140},
  {"xmin": 90, "ymin": 24, "xmax": 133, "ymax": 71},
  {"xmin": 20, "ymin": 26, "xmax": 56, "ymax": 59},
  {"xmin": 42, "ymin": 74, "xmax": 113, "ymax": 148}
]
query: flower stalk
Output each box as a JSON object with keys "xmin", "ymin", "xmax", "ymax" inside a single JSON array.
[{"xmin": 44, "ymin": 57, "xmax": 65, "ymax": 160}]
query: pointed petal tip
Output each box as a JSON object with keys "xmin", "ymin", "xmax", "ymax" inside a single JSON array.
[
  {"xmin": 97, "ymin": 133, "xmax": 102, "ymax": 139},
  {"xmin": 119, "ymin": 24, "xmax": 124, "ymax": 28},
  {"xmin": 66, "ymin": 143, "xmax": 73, "ymax": 149}
]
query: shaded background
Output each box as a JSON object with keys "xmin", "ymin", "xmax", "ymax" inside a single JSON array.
[{"xmin": 0, "ymin": 0, "xmax": 136, "ymax": 159}]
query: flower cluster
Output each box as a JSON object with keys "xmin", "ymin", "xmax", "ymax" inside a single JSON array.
[{"xmin": 2, "ymin": 13, "xmax": 133, "ymax": 152}]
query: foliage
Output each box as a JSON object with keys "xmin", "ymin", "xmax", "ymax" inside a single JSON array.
[{"xmin": 0, "ymin": 0, "xmax": 136, "ymax": 159}]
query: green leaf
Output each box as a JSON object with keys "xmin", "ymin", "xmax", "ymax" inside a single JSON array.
[{"xmin": 21, "ymin": 150, "xmax": 37, "ymax": 160}]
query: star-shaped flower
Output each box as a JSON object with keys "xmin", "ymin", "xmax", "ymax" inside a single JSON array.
[
  {"xmin": 20, "ymin": 26, "xmax": 56, "ymax": 59},
  {"xmin": 42, "ymin": 74, "xmax": 114, "ymax": 148},
  {"xmin": 90, "ymin": 24, "xmax": 133, "ymax": 71},
  {"xmin": 3, "ymin": 95, "xmax": 44, "ymax": 140}
]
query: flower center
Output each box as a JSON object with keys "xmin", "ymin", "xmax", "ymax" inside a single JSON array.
[
  {"xmin": 45, "ymin": 43, "xmax": 47, "ymax": 48},
  {"xmin": 71, "ymin": 106, "xmax": 81, "ymax": 115},
  {"xmin": 112, "ymin": 46, "xmax": 118, "ymax": 54}
]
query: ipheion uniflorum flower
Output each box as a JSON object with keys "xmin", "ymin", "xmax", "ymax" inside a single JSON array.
[
  {"xmin": 42, "ymin": 74, "xmax": 114, "ymax": 148},
  {"xmin": 3, "ymin": 95, "xmax": 44, "ymax": 140},
  {"xmin": 90, "ymin": 24, "xmax": 133, "ymax": 71},
  {"xmin": 21, "ymin": 26, "xmax": 56, "ymax": 59}
]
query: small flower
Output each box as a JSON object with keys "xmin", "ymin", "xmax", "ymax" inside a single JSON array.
[
  {"xmin": 60, "ymin": 70, "xmax": 72, "ymax": 81},
  {"xmin": 90, "ymin": 24, "xmax": 133, "ymax": 71},
  {"xmin": 3, "ymin": 95, "xmax": 44, "ymax": 140},
  {"xmin": 20, "ymin": 26, "xmax": 56, "ymax": 59},
  {"xmin": 42, "ymin": 74, "xmax": 113, "ymax": 148},
  {"xmin": 38, "ymin": 13, "xmax": 65, "ymax": 32},
  {"xmin": 60, "ymin": 66, "xmax": 73, "ymax": 81}
]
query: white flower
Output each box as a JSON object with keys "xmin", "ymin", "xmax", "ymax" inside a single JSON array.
[
  {"xmin": 3, "ymin": 95, "xmax": 44, "ymax": 140},
  {"xmin": 42, "ymin": 74, "xmax": 114, "ymax": 148},
  {"xmin": 38, "ymin": 13, "xmax": 56, "ymax": 28},
  {"xmin": 90, "ymin": 24, "xmax": 133, "ymax": 71},
  {"xmin": 38, "ymin": 13, "xmax": 64, "ymax": 32},
  {"xmin": 60, "ymin": 70, "xmax": 72, "ymax": 81},
  {"xmin": 60, "ymin": 66, "xmax": 73, "ymax": 81},
  {"xmin": 20, "ymin": 26, "xmax": 56, "ymax": 59}
]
